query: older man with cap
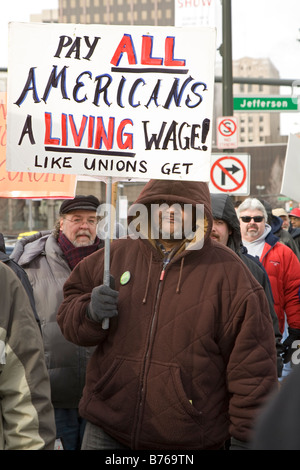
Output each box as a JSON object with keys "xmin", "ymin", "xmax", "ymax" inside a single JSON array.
[
  {"xmin": 11, "ymin": 195, "xmax": 103, "ymax": 450},
  {"xmin": 272, "ymin": 208, "xmax": 290, "ymax": 231},
  {"xmin": 266, "ymin": 205, "xmax": 299, "ymax": 260}
]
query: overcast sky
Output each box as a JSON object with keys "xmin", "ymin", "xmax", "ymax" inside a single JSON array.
[
  {"xmin": 1, "ymin": 0, "xmax": 300, "ymax": 79},
  {"xmin": 231, "ymin": 0, "xmax": 300, "ymax": 80},
  {"xmin": 1, "ymin": 0, "xmax": 300, "ymax": 131},
  {"xmin": 0, "ymin": 0, "xmax": 58, "ymax": 68}
]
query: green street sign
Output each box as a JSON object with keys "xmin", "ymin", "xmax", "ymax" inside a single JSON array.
[{"xmin": 233, "ymin": 96, "xmax": 298, "ymax": 112}]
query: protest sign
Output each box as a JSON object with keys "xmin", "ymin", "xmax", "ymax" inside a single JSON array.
[
  {"xmin": 0, "ymin": 92, "xmax": 76, "ymax": 198},
  {"xmin": 281, "ymin": 133, "xmax": 300, "ymax": 201},
  {"xmin": 6, "ymin": 23, "xmax": 216, "ymax": 182}
]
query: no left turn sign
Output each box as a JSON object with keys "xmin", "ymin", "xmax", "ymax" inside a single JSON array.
[{"xmin": 209, "ymin": 154, "xmax": 250, "ymax": 195}]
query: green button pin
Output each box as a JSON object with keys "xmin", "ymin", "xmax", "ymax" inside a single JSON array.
[{"xmin": 120, "ymin": 271, "xmax": 131, "ymax": 285}]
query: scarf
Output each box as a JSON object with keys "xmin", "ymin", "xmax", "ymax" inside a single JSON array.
[
  {"xmin": 58, "ymin": 232, "xmax": 101, "ymax": 270},
  {"xmin": 242, "ymin": 224, "xmax": 272, "ymax": 259}
]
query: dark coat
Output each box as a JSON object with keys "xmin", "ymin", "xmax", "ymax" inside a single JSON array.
[
  {"xmin": 0, "ymin": 233, "xmax": 40, "ymax": 328},
  {"xmin": 57, "ymin": 180, "xmax": 277, "ymax": 450},
  {"xmin": 251, "ymin": 363, "xmax": 300, "ymax": 450},
  {"xmin": 210, "ymin": 194, "xmax": 283, "ymax": 375},
  {"xmin": 289, "ymin": 226, "xmax": 300, "ymax": 254},
  {"xmin": 271, "ymin": 216, "xmax": 300, "ymax": 260}
]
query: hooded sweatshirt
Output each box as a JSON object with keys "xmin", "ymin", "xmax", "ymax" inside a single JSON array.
[{"xmin": 57, "ymin": 179, "xmax": 277, "ymax": 450}]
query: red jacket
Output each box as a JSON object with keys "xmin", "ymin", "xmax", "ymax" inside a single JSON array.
[
  {"xmin": 57, "ymin": 180, "xmax": 277, "ymax": 450},
  {"xmin": 260, "ymin": 232, "xmax": 300, "ymax": 334}
]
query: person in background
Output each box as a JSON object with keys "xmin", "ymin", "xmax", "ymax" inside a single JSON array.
[
  {"xmin": 0, "ymin": 233, "xmax": 40, "ymax": 328},
  {"xmin": 272, "ymin": 208, "xmax": 290, "ymax": 231},
  {"xmin": 0, "ymin": 261, "xmax": 55, "ymax": 449},
  {"xmin": 289, "ymin": 207, "xmax": 300, "ymax": 254},
  {"xmin": 11, "ymin": 195, "xmax": 103, "ymax": 450},
  {"xmin": 251, "ymin": 363, "xmax": 300, "ymax": 450},
  {"xmin": 237, "ymin": 198, "xmax": 300, "ymax": 365},
  {"xmin": 269, "ymin": 206, "xmax": 300, "ymax": 378},
  {"xmin": 260, "ymin": 200, "xmax": 299, "ymax": 260},
  {"xmin": 57, "ymin": 179, "xmax": 277, "ymax": 451},
  {"xmin": 210, "ymin": 193, "xmax": 283, "ymax": 377}
]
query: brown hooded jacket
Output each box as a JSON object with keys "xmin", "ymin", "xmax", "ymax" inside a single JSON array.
[{"xmin": 57, "ymin": 179, "xmax": 277, "ymax": 450}]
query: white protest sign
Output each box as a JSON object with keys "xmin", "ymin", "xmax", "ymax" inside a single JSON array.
[
  {"xmin": 7, "ymin": 23, "xmax": 216, "ymax": 182},
  {"xmin": 281, "ymin": 133, "xmax": 300, "ymax": 201}
]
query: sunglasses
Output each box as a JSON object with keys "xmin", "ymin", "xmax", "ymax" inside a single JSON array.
[{"xmin": 240, "ymin": 216, "xmax": 264, "ymax": 223}]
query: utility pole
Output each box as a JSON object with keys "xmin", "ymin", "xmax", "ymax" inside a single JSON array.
[{"xmin": 221, "ymin": 0, "xmax": 233, "ymax": 116}]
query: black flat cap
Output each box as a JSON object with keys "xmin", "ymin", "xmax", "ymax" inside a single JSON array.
[{"xmin": 59, "ymin": 195, "xmax": 100, "ymax": 214}]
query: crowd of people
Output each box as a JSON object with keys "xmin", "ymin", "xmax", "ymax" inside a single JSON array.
[{"xmin": 0, "ymin": 182, "xmax": 299, "ymax": 450}]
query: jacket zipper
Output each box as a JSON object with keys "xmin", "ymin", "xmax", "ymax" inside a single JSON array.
[{"xmin": 133, "ymin": 261, "xmax": 168, "ymax": 448}]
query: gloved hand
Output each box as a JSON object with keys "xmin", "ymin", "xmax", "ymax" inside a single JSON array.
[
  {"xmin": 282, "ymin": 327, "xmax": 300, "ymax": 364},
  {"xmin": 87, "ymin": 276, "xmax": 119, "ymax": 323}
]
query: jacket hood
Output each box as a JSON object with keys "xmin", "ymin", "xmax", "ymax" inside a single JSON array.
[
  {"xmin": 128, "ymin": 179, "xmax": 213, "ymax": 251},
  {"xmin": 270, "ymin": 215, "xmax": 283, "ymax": 234},
  {"xmin": 259, "ymin": 199, "xmax": 283, "ymax": 234},
  {"xmin": 10, "ymin": 231, "xmax": 51, "ymax": 265},
  {"xmin": 210, "ymin": 193, "xmax": 242, "ymax": 253}
]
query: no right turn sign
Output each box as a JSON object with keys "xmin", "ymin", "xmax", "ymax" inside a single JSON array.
[{"xmin": 209, "ymin": 153, "xmax": 250, "ymax": 195}]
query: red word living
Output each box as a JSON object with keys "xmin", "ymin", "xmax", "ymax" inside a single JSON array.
[{"xmin": 44, "ymin": 112, "xmax": 133, "ymax": 150}]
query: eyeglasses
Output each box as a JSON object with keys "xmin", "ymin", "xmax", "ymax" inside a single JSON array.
[
  {"xmin": 64, "ymin": 217, "xmax": 98, "ymax": 226},
  {"xmin": 240, "ymin": 216, "xmax": 264, "ymax": 223}
]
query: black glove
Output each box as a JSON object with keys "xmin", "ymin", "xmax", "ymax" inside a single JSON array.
[
  {"xmin": 87, "ymin": 276, "xmax": 119, "ymax": 323},
  {"xmin": 282, "ymin": 328, "xmax": 300, "ymax": 364}
]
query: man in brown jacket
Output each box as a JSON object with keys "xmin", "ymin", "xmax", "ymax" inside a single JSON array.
[{"xmin": 57, "ymin": 179, "xmax": 278, "ymax": 450}]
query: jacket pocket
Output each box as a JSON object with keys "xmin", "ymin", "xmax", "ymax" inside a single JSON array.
[
  {"xmin": 87, "ymin": 356, "xmax": 142, "ymax": 435},
  {"xmin": 139, "ymin": 361, "xmax": 204, "ymax": 449}
]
